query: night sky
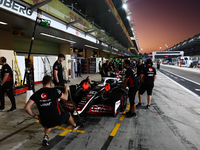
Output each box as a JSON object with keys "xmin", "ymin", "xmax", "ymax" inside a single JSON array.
[{"xmin": 127, "ymin": 0, "xmax": 200, "ymax": 53}]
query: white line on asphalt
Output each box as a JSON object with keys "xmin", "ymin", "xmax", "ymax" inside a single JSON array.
[
  {"xmin": 160, "ymin": 72, "xmax": 200, "ymax": 99},
  {"xmin": 161, "ymin": 69, "xmax": 200, "ymax": 86},
  {"xmin": 195, "ymin": 89, "xmax": 200, "ymax": 91},
  {"xmin": 10, "ymin": 139, "xmax": 29, "ymax": 150}
]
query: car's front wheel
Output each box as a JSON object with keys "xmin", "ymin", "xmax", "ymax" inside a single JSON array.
[{"xmin": 120, "ymin": 91, "xmax": 127, "ymax": 112}]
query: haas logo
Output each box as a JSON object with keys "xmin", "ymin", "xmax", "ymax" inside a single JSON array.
[
  {"xmin": 41, "ymin": 93, "xmax": 47, "ymax": 99},
  {"xmin": 149, "ymin": 68, "xmax": 153, "ymax": 72}
]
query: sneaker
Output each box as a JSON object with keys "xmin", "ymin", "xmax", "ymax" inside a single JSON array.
[
  {"xmin": 132, "ymin": 113, "xmax": 137, "ymax": 118},
  {"xmin": 136, "ymin": 103, "xmax": 142, "ymax": 108},
  {"xmin": 125, "ymin": 110, "xmax": 131, "ymax": 116},
  {"xmin": 127, "ymin": 112, "xmax": 137, "ymax": 118},
  {"xmin": 73, "ymin": 121, "xmax": 81, "ymax": 130},
  {"xmin": 7, "ymin": 108, "xmax": 17, "ymax": 113},
  {"xmin": 147, "ymin": 105, "xmax": 150, "ymax": 109},
  {"xmin": 0, "ymin": 108, "xmax": 5, "ymax": 112},
  {"xmin": 43, "ymin": 135, "xmax": 49, "ymax": 146}
]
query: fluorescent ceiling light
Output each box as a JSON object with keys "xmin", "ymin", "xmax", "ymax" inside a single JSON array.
[
  {"xmin": 0, "ymin": 21, "xmax": 8, "ymax": 25},
  {"xmin": 113, "ymin": 48, "xmax": 118, "ymax": 51},
  {"xmin": 103, "ymin": 50, "xmax": 109, "ymax": 52},
  {"xmin": 40, "ymin": 33, "xmax": 76, "ymax": 43},
  {"xmin": 123, "ymin": 4, "xmax": 127, "ymax": 9},
  {"xmin": 112, "ymin": 52, "xmax": 117, "ymax": 54},
  {"xmin": 85, "ymin": 45, "xmax": 98, "ymax": 49}
]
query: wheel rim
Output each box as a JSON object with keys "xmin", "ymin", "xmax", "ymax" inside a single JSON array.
[{"xmin": 122, "ymin": 93, "xmax": 127, "ymax": 110}]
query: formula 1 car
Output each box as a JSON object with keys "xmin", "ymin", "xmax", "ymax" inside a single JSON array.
[{"xmin": 61, "ymin": 77, "xmax": 128, "ymax": 117}]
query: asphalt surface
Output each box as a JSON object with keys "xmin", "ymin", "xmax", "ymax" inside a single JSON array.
[
  {"xmin": 1, "ymin": 72, "xmax": 200, "ymax": 149},
  {"xmin": 160, "ymin": 67, "xmax": 200, "ymax": 97},
  {"xmin": 160, "ymin": 65, "xmax": 200, "ymax": 84}
]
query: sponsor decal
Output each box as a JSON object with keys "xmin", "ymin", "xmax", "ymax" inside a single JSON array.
[
  {"xmin": 57, "ymin": 89, "xmax": 62, "ymax": 95},
  {"xmin": 41, "ymin": 93, "xmax": 47, "ymax": 99},
  {"xmin": 149, "ymin": 68, "xmax": 153, "ymax": 72},
  {"xmin": 0, "ymin": 0, "xmax": 32, "ymax": 16},
  {"xmin": 115, "ymin": 100, "xmax": 121, "ymax": 114}
]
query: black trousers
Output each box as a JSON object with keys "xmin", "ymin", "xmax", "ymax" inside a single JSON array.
[
  {"xmin": 54, "ymin": 80, "xmax": 64, "ymax": 87},
  {"xmin": 0, "ymin": 82, "xmax": 16, "ymax": 109},
  {"xmin": 77, "ymin": 69, "xmax": 81, "ymax": 77},
  {"xmin": 128, "ymin": 87, "xmax": 138, "ymax": 107}
]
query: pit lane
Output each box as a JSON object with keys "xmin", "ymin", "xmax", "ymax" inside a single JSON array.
[{"xmin": 1, "ymin": 72, "xmax": 200, "ymax": 149}]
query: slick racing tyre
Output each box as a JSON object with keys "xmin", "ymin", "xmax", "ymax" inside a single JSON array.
[
  {"xmin": 74, "ymin": 87, "xmax": 84, "ymax": 97},
  {"xmin": 100, "ymin": 89, "xmax": 109, "ymax": 103}
]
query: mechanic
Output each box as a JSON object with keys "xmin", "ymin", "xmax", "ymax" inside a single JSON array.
[
  {"xmin": 53, "ymin": 54, "xmax": 65, "ymax": 86},
  {"xmin": 122, "ymin": 60, "xmax": 138, "ymax": 118},
  {"xmin": 135, "ymin": 58, "xmax": 144, "ymax": 89},
  {"xmin": 118, "ymin": 60, "xmax": 123, "ymax": 71},
  {"xmin": 80, "ymin": 76, "xmax": 91, "ymax": 87},
  {"xmin": 77, "ymin": 59, "xmax": 82, "ymax": 77},
  {"xmin": 0, "ymin": 57, "xmax": 17, "ymax": 112},
  {"xmin": 136, "ymin": 59, "xmax": 156, "ymax": 109},
  {"xmin": 102, "ymin": 60, "xmax": 113, "ymax": 77},
  {"xmin": 99, "ymin": 61, "xmax": 102, "ymax": 73},
  {"xmin": 157, "ymin": 60, "xmax": 160, "ymax": 71},
  {"xmin": 110, "ymin": 59, "xmax": 116, "ymax": 71},
  {"xmin": 24, "ymin": 75, "xmax": 81, "ymax": 146},
  {"xmin": 136, "ymin": 58, "xmax": 144, "ymax": 78}
]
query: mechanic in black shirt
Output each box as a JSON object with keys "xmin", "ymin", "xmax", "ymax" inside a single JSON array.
[
  {"xmin": 157, "ymin": 60, "xmax": 160, "ymax": 71},
  {"xmin": 102, "ymin": 60, "xmax": 113, "ymax": 77},
  {"xmin": 53, "ymin": 54, "xmax": 65, "ymax": 86},
  {"xmin": 24, "ymin": 75, "xmax": 80, "ymax": 146},
  {"xmin": 136, "ymin": 58, "xmax": 144, "ymax": 77},
  {"xmin": 77, "ymin": 59, "xmax": 82, "ymax": 77},
  {"xmin": 0, "ymin": 57, "xmax": 17, "ymax": 112},
  {"xmin": 136, "ymin": 59, "xmax": 156, "ymax": 109},
  {"xmin": 118, "ymin": 60, "xmax": 123, "ymax": 71},
  {"xmin": 122, "ymin": 60, "xmax": 138, "ymax": 118}
]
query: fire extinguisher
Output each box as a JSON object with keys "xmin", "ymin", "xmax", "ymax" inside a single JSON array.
[{"xmin": 69, "ymin": 69, "xmax": 71, "ymax": 75}]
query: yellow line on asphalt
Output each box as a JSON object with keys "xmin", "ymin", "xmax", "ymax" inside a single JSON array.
[
  {"xmin": 119, "ymin": 103, "xmax": 130, "ymax": 121},
  {"xmin": 55, "ymin": 126, "xmax": 85, "ymax": 136},
  {"xmin": 126, "ymin": 103, "xmax": 130, "ymax": 110},
  {"xmin": 119, "ymin": 111, "xmax": 126, "ymax": 121},
  {"xmin": 110, "ymin": 124, "xmax": 120, "ymax": 137},
  {"xmin": 35, "ymin": 120, "xmax": 85, "ymax": 136},
  {"xmin": 59, "ymin": 129, "xmax": 70, "ymax": 136},
  {"xmin": 119, "ymin": 91, "xmax": 139, "ymax": 121}
]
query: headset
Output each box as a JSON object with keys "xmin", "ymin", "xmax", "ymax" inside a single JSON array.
[{"xmin": 1, "ymin": 57, "xmax": 6, "ymax": 63}]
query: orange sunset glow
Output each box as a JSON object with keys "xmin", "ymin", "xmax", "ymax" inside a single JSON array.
[{"xmin": 127, "ymin": 0, "xmax": 200, "ymax": 54}]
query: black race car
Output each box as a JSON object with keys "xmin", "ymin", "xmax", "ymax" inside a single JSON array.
[{"xmin": 61, "ymin": 77, "xmax": 128, "ymax": 117}]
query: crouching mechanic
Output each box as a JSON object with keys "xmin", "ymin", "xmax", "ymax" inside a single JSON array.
[
  {"xmin": 24, "ymin": 75, "xmax": 80, "ymax": 146},
  {"xmin": 122, "ymin": 60, "xmax": 138, "ymax": 118}
]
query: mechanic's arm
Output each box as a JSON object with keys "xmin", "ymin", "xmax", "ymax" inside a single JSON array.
[
  {"xmin": 54, "ymin": 70, "xmax": 59, "ymax": 83},
  {"xmin": 24, "ymin": 100, "xmax": 40, "ymax": 119},
  {"xmin": 135, "ymin": 67, "xmax": 137, "ymax": 73},
  {"xmin": 60, "ymin": 86, "xmax": 69, "ymax": 101},
  {"xmin": 122, "ymin": 78, "xmax": 129, "ymax": 89},
  {"xmin": 154, "ymin": 75, "xmax": 157, "ymax": 81},
  {"xmin": 1, "ymin": 73, "xmax": 9, "ymax": 85},
  {"xmin": 110, "ymin": 66, "xmax": 114, "ymax": 71},
  {"xmin": 139, "ymin": 74, "xmax": 144, "ymax": 82},
  {"xmin": 103, "ymin": 70, "xmax": 106, "ymax": 75}
]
